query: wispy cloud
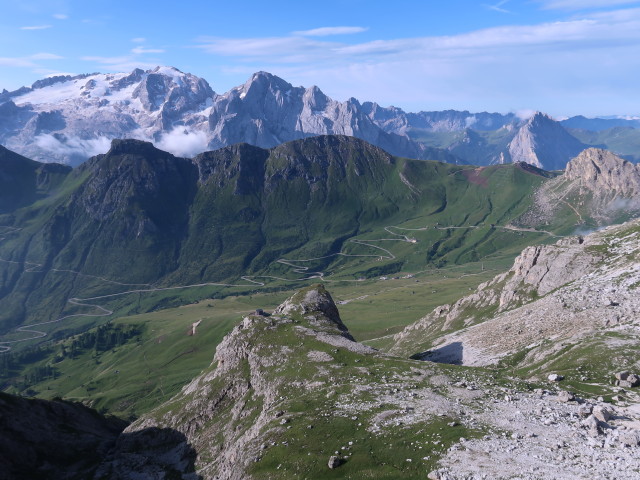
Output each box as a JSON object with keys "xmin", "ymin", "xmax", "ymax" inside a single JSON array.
[
  {"xmin": 81, "ymin": 54, "xmax": 157, "ymax": 72},
  {"xmin": 82, "ymin": 55, "xmax": 135, "ymax": 65},
  {"xmin": 484, "ymin": 0, "xmax": 512, "ymax": 14},
  {"xmin": 196, "ymin": 36, "xmax": 339, "ymax": 63},
  {"xmin": 200, "ymin": 6, "xmax": 640, "ymax": 116},
  {"xmin": 29, "ymin": 52, "xmax": 64, "ymax": 60},
  {"xmin": 292, "ymin": 26, "xmax": 368, "ymax": 37},
  {"xmin": 0, "ymin": 57, "xmax": 35, "ymax": 67},
  {"xmin": 131, "ymin": 46, "xmax": 165, "ymax": 54},
  {"xmin": 0, "ymin": 52, "xmax": 63, "ymax": 69},
  {"xmin": 199, "ymin": 10, "xmax": 640, "ymax": 64},
  {"xmin": 82, "ymin": 40, "xmax": 165, "ymax": 72},
  {"xmin": 53, "ymin": 13, "xmax": 68, "ymax": 20},
  {"xmin": 21, "ymin": 25, "xmax": 52, "ymax": 30},
  {"xmin": 536, "ymin": 0, "xmax": 640, "ymax": 9}
]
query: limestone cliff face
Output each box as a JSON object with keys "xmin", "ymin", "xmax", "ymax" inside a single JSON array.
[
  {"xmin": 206, "ymin": 72, "xmax": 444, "ymax": 162},
  {"xmin": 564, "ymin": 148, "xmax": 640, "ymax": 198},
  {"xmin": 391, "ymin": 219, "xmax": 640, "ymax": 366}
]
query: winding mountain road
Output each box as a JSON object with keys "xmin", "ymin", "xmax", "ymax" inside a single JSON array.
[{"xmin": 0, "ymin": 220, "xmax": 560, "ymax": 352}]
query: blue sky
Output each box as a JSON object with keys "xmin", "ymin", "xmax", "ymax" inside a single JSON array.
[{"xmin": 1, "ymin": 0, "xmax": 640, "ymax": 117}]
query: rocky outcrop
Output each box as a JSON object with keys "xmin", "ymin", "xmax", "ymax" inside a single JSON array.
[
  {"xmin": 272, "ymin": 284, "xmax": 354, "ymax": 339},
  {"xmin": 521, "ymin": 148, "xmax": 640, "ymax": 227},
  {"xmin": 109, "ymin": 282, "xmax": 640, "ymax": 479},
  {"xmin": 119, "ymin": 284, "xmax": 375, "ymax": 479}
]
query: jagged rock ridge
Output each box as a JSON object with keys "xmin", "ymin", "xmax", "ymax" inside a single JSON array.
[{"xmin": 0, "ymin": 68, "xmax": 457, "ymax": 165}]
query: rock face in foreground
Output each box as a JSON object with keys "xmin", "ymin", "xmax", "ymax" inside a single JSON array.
[
  {"xmin": 111, "ymin": 282, "xmax": 640, "ymax": 480},
  {"xmin": 5, "ymin": 283, "xmax": 640, "ymax": 479}
]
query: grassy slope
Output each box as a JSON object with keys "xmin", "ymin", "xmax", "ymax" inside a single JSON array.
[
  {"xmin": 0, "ymin": 139, "xmax": 563, "ymax": 418},
  {"xmin": 0, "ymin": 140, "xmax": 550, "ymax": 341},
  {"xmin": 4, "ymin": 260, "xmax": 505, "ymax": 418}
]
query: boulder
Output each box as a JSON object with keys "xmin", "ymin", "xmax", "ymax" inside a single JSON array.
[
  {"xmin": 556, "ymin": 391, "xmax": 575, "ymax": 403},
  {"xmin": 328, "ymin": 456, "xmax": 342, "ymax": 469},
  {"xmin": 615, "ymin": 371, "xmax": 631, "ymax": 381},
  {"xmin": 583, "ymin": 415, "xmax": 602, "ymax": 437},
  {"xmin": 619, "ymin": 430, "xmax": 640, "ymax": 447},
  {"xmin": 578, "ymin": 404, "xmax": 593, "ymax": 418},
  {"xmin": 593, "ymin": 406, "xmax": 612, "ymax": 423}
]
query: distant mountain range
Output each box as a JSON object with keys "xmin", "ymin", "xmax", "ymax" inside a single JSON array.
[{"xmin": 2, "ymin": 66, "xmax": 639, "ymax": 169}]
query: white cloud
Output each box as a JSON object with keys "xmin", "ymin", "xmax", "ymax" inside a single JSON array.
[
  {"xmin": 34, "ymin": 134, "xmax": 111, "ymax": 160},
  {"xmin": 82, "ymin": 41, "xmax": 165, "ymax": 73},
  {"xmin": 292, "ymin": 26, "xmax": 368, "ymax": 37},
  {"xmin": 131, "ymin": 46, "xmax": 165, "ymax": 55},
  {"xmin": 21, "ymin": 25, "xmax": 52, "ymax": 30},
  {"xmin": 155, "ymin": 128, "xmax": 208, "ymax": 158},
  {"xmin": 198, "ymin": 10, "xmax": 640, "ymax": 65},
  {"xmin": 53, "ymin": 13, "xmax": 68, "ymax": 20},
  {"xmin": 131, "ymin": 37, "xmax": 146, "ymax": 43},
  {"xmin": 0, "ymin": 57, "xmax": 35, "ymax": 67},
  {"xmin": 196, "ymin": 36, "xmax": 338, "ymax": 62},
  {"xmin": 30, "ymin": 52, "xmax": 63, "ymax": 60},
  {"xmin": 514, "ymin": 109, "xmax": 537, "ymax": 121},
  {"xmin": 536, "ymin": 0, "xmax": 640, "ymax": 9},
  {"xmin": 484, "ymin": 0, "xmax": 512, "ymax": 14},
  {"xmin": 82, "ymin": 55, "xmax": 136, "ymax": 65}
]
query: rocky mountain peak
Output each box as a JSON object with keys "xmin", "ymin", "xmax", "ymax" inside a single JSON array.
[
  {"xmin": 239, "ymin": 71, "xmax": 294, "ymax": 99},
  {"xmin": 565, "ymin": 148, "xmax": 640, "ymax": 196},
  {"xmin": 104, "ymin": 138, "xmax": 165, "ymax": 157},
  {"xmin": 507, "ymin": 111, "xmax": 586, "ymax": 170},
  {"xmin": 526, "ymin": 111, "xmax": 553, "ymax": 125},
  {"xmin": 132, "ymin": 66, "xmax": 214, "ymax": 115},
  {"xmin": 302, "ymin": 84, "xmax": 328, "ymax": 110}
]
